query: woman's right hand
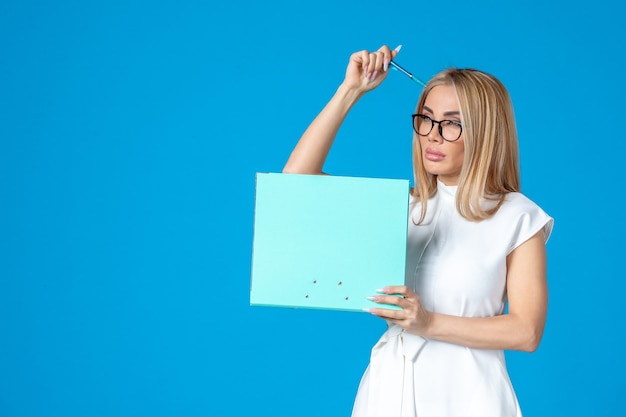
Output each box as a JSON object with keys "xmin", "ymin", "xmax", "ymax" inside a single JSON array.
[
  {"xmin": 342, "ymin": 45, "xmax": 400, "ymax": 93},
  {"xmin": 282, "ymin": 44, "xmax": 400, "ymax": 175}
]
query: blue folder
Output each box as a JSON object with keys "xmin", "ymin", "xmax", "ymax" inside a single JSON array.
[{"xmin": 250, "ymin": 173, "xmax": 409, "ymax": 312}]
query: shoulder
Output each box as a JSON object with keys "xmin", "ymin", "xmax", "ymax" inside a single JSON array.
[
  {"xmin": 502, "ymin": 192, "xmax": 546, "ymax": 213},
  {"xmin": 495, "ymin": 192, "xmax": 554, "ymax": 253},
  {"xmin": 500, "ymin": 192, "xmax": 551, "ymax": 223}
]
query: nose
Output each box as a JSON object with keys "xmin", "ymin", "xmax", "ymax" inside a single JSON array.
[{"xmin": 427, "ymin": 122, "xmax": 444, "ymax": 143}]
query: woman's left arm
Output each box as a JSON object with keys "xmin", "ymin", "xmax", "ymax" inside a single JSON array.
[{"xmin": 369, "ymin": 229, "xmax": 548, "ymax": 352}]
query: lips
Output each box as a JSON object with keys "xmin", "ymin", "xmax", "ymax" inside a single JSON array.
[{"xmin": 424, "ymin": 147, "xmax": 445, "ymax": 162}]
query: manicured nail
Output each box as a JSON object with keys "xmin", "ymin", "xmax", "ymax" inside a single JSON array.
[
  {"xmin": 362, "ymin": 308, "xmax": 372, "ymax": 313},
  {"xmin": 384, "ymin": 59, "xmax": 390, "ymax": 72},
  {"xmin": 394, "ymin": 44, "xmax": 403, "ymax": 53},
  {"xmin": 366, "ymin": 296, "xmax": 380, "ymax": 301},
  {"xmin": 375, "ymin": 288, "xmax": 387, "ymax": 293}
]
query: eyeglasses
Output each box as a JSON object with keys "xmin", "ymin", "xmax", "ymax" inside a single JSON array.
[{"xmin": 412, "ymin": 114, "xmax": 463, "ymax": 142}]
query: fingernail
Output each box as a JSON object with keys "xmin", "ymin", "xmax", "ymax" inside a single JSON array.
[
  {"xmin": 394, "ymin": 44, "xmax": 403, "ymax": 52},
  {"xmin": 375, "ymin": 288, "xmax": 387, "ymax": 293},
  {"xmin": 366, "ymin": 296, "xmax": 380, "ymax": 301},
  {"xmin": 362, "ymin": 308, "xmax": 373, "ymax": 313},
  {"xmin": 384, "ymin": 59, "xmax": 389, "ymax": 72}
]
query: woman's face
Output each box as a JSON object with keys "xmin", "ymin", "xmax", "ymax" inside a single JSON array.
[{"xmin": 417, "ymin": 84, "xmax": 465, "ymax": 186}]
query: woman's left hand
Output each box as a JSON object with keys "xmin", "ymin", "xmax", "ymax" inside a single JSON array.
[{"xmin": 367, "ymin": 286, "xmax": 433, "ymax": 337}]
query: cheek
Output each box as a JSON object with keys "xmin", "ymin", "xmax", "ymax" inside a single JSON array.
[
  {"xmin": 451, "ymin": 143, "xmax": 465, "ymax": 167},
  {"xmin": 456, "ymin": 143, "xmax": 465, "ymax": 159}
]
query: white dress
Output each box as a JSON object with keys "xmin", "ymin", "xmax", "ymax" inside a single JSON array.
[{"xmin": 351, "ymin": 181, "xmax": 554, "ymax": 417}]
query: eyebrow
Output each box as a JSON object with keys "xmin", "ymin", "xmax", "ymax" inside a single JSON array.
[{"xmin": 423, "ymin": 105, "xmax": 461, "ymax": 118}]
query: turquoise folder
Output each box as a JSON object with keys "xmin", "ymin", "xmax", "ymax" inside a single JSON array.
[{"xmin": 250, "ymin": 173, "xmax": 409, "ymax": 312}]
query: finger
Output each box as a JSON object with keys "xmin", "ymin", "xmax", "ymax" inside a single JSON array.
[
  {"xmin": 377, "ymin": 285, "xmax": 411, "ymax": 297},
  {"xmin": 367, "ymin": 306, "xmax": 405, "ymax": 320},
  {"xmin": 373, "ymin": 51, "xmax": 387, "ymax": 69},
  {"xmin": 376, "ymin": 45, "xmax": 393, "ymax": 71},
  {"xmin": 350, "ymin": 50, "xmax": 371, "ymax": 75},
  {"xmin": 368, "ymin": 294, "xmax": 405, "ymax": 307},
  {"xmin": 365, "ymin": 52, "xmax": 380, "ymax": 81}
]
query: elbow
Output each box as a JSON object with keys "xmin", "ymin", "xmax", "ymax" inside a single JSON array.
[
  {"xmin": 518, "ymin": 326, "xmax": 544, "ymax": 353},
  {"xmin": 520, "ymin": 337, "xmax": 540, "ymax": 353}
]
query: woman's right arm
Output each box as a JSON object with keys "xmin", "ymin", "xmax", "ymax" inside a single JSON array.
[{"xmin": 282, "ymin": 45, "xmax": 398, "ymax": 175}]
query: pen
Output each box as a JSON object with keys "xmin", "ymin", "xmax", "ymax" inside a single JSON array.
[{"xmin": 389, "ymin": 60, "xmax": 426, "ymax": 87}]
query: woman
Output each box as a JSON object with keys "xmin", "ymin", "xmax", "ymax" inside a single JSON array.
[{"xmin": 283, "ymin": 45, "xmax": 553, "ymax": 417}]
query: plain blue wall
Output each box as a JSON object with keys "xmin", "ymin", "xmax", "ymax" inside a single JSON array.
[{"xmin": 1, "ymin": 0, "xmax": 623, "ymax": 415}]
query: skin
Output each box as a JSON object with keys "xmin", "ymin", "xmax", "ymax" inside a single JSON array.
[
  {"xmin": 283, "ymin": 46, "xmax": 398, "ymax": 175},
  {"xmin": 417, "ymin": 85, "xmax": 465, "ymax": 186},
  {"xmin": 284, "ymin": 45, "xmax": 548, "ymax": 352},
  {"xmin": 369, "ymin": 230, "xmax": 547, "ymax": 352}
]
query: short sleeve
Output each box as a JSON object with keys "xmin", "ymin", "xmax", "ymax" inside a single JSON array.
[{"xmin": 503, "ymin": 193, "xmax": 554, "ymax": 255}]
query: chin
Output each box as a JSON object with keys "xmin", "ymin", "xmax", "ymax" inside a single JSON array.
[{"xmin": 423, "ymin": 161, "xmax": 444, "ymax": 176}]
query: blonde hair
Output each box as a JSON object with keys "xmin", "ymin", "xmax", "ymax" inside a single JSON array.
[{"xmin": 412, "ymin": 68, "xmax": 520, "ymax": 223}]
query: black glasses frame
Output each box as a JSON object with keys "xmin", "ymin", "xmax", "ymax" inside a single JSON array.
[{"xmin": 412, "ymin": 114, "xmax": 463, "ymax": 142}]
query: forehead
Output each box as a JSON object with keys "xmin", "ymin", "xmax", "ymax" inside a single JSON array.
[{"xmin": 423, "ymin": 84, "xmax": 459, "ymax": 114}]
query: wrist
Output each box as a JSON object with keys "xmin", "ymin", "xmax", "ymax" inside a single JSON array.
[
  {"xmin": 422, "ymin": 311, "xmax": 436, "ymax": 339},
  {"xmin": 335, "ymin": 82, "xmax": 365, "ymax": 105}
]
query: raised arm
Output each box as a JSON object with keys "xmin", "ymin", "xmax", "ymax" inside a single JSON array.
[{"xmin": 282, "ymin": 45, "xmax": 399, "ymax": 175}]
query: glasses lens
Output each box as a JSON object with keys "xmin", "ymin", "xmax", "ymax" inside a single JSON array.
[
  {"xmin": 415, "ymin": 115, "xmax": 433, "ymax": 136},
  {"xmin": 440, "ymin": 121, "xmax": 462, "ymax": 141}
]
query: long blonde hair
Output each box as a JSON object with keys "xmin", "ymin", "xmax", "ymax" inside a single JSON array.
[{"xmin": 412, "ymin": 68, "xmax": 520, "ymax": 223}]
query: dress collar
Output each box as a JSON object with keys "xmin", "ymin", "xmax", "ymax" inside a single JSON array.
[{"xmin": 437, "ymin": 179, "xmax": 458, "ymax": 197}]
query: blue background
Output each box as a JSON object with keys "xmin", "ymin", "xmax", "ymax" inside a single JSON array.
[{"xmin": 1, "ymin": 0, "xmax": 623, "ymax": 416}]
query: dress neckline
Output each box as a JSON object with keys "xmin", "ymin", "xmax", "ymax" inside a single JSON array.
[{"xmin": 437, "ymin": 179, "xmax": 458, "ymax": 197}]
